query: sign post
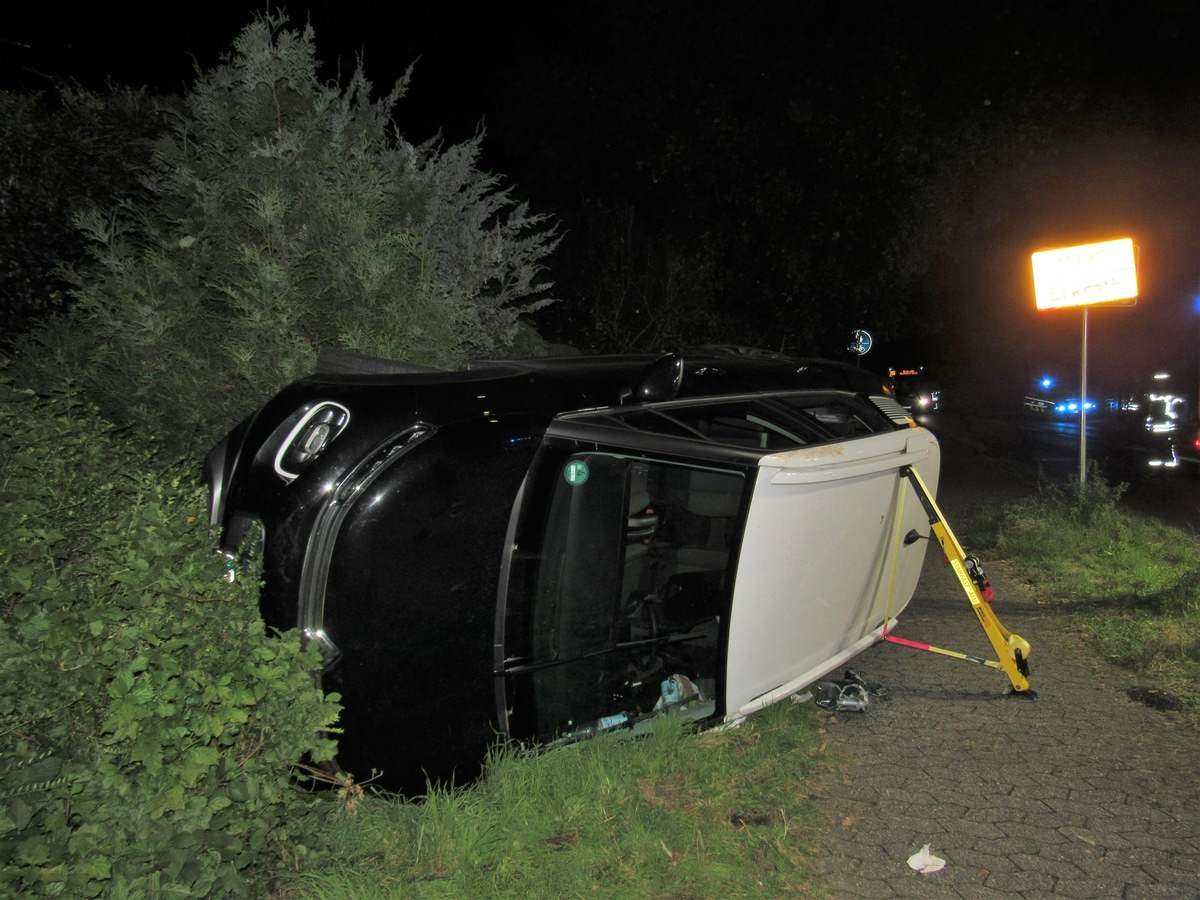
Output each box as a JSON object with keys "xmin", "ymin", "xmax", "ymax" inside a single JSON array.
[
  {"xmin": 1031, "ymin": 238, "xmax": 1138, "ymax": 486},
  {"xmin": 1080, "ymin": 307, "xmax": 1089, "ymax": 483}
]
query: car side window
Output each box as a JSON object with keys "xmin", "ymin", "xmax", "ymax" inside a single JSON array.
[{"xmin": 501, "ymin": 450, "xmax": 745, "ymax": 740}]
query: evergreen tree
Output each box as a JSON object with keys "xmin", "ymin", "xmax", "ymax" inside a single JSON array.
[
  {"xmin": 0, "ymin": 85, "xmax": 163, "ymax": 345},
  {"xmin": 13, "ymin": 13, "xmax": 558, "ymax": 452}
]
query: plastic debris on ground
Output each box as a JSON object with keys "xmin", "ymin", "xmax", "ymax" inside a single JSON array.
[{"xmin": 907, "ymin": 843, "xmax": 946, "ymax": 874}]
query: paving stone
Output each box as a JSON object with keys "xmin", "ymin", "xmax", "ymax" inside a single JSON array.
[
  {"xmin": 1127, "ymin": 884, "xmax": 1200, "ymax": 899},
  {"xmin": 1122, "ymin": 832, "xmax": 1200, "ymax": 856},
  {"xmin": 1018, "ymin": 809, "xmax": 1089, "ymax": 830},
  {"xmin": 995, "ymin": 821, "xmax": 1076, "ymax": 845},
  {"xmin": 1139, "ymin": 861, "xmax": 1200, "ymax": 884},
  {"xmin": 1055, "ymin": 825, "xmax": 1134, "ymax": 850},
  {"xmin": 1052, "ymin": 877, "xmax": 1127, "ymax": 898},
  {"xmin": 1008, "ymin": 850, "xmax": 1087, "ymax": 881},
  {"xmin": 812, "ymin": 446, "xmax": 1200, "ymax": 898},
  {"xmin": 1072, "ymin": 855, "xmax": 1153, "ymax": 884},
  {"xmin": 888, "ymin": 878, "xmax": 973, "ymax": 898},
  {"xmin": 823, "ymin": 875, "xmax": 898, "ymax": 899},
  {"xmin": 982, "ymin": 869, "xmax": 1057, "ymax": 893},
  {"xmin": 960, "ymin": 851, "xmax": 1022, "ymax": 876},
  {"xmin": 829, "ymin": 840, "xmax": 894, "ymax": 865},
  {"xmin": 944, "ymin": 817, "xmax": 1006, "ymax": 841}
]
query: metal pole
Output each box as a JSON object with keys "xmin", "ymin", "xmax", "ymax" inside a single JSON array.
[{"xmin": 1079, "ymin": 308, "xmax": 1088, "ymax": 486}]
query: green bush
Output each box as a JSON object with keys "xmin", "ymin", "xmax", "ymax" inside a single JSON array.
[
  {"xmin": 12, "ymin": 12, "xmax": 558, "ymax": 455},
  {"xmin": 0, "ymin": 376, "xmax": 341, "ymax": 897}
]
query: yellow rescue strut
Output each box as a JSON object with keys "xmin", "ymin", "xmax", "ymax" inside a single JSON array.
[{"xmin": 885, "ymin": 465, "xmax": 1036, "ymax": 698}]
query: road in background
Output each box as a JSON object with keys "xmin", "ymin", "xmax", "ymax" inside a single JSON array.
[{"xmin": 914, "ymin": 411, "xmax": 1200, "ymax": 532}]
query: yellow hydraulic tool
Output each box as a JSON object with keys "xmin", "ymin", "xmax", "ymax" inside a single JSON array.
[{"xmin": 885, "ymin": 465, "xmax": 1036, "ymax": 698}]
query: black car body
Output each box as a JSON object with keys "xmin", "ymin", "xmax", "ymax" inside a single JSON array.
[{"xmin": 206, "ymin": 349, "xmax": 937, "ymax": 793}]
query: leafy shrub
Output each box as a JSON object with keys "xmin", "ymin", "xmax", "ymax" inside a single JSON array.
[
  {"xmin": 963, "ymin": 464, "xmax": 1130, "ymax": 567},
  {"xmin": 11, "ymin": 12, "xmax": 558, "ymax": 455},
  {"xmin": 0, "ymin": 376, "xmax": 341, "ymax": 897},
  {"xmin": 1035, "ymin": 462, "xmax": 1128, "ymax": 526}
]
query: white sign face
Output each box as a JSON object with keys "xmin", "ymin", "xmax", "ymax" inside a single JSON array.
[{"xmin": 1031, "ymin": 238, "xmax": 1138, "ymax": 310}]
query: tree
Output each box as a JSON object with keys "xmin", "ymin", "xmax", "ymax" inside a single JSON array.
[
  {"xmin": 12, "ymin": 13, "xmax": 558, "ymax": 452},
  {"xmin": 0, "ymin": 84, "xmax": 163, "ymax": 346}
]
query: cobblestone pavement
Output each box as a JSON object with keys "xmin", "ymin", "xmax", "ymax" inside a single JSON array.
[{"xmin": 812, "ymin": 434, "xmax": 1200, "ymax": 898}]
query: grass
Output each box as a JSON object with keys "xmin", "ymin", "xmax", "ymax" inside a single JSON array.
[
  {"xmin": 277, "ymin": 701, "xmax": 834, "ymax": 898},
  {"xmin": 962, "ymin": 466, "xmax": 1200, "ymax": 716},
  {"xmin": 274, "ymin": 466, "xmax": 1200, "ymax": 898}
]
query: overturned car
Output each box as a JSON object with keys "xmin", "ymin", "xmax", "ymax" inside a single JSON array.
[{"xmin": 205, "ymin": 349, "xmax": 941, "ymax": 793}]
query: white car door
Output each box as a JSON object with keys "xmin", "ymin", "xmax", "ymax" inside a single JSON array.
[{"xmin": 725, "ymin": 427, "xmax": 940, "ymax": 718}]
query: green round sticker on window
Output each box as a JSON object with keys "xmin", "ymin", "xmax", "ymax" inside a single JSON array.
[{"xmin": 563, "ymin": 460, "xmax": 590, "ymax": 486}]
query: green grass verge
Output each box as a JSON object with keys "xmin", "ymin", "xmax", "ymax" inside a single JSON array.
[
  {"xmin": 283, "ymin": 469, "xmax": 1199, "ymax": 898},
  {"xmin": 962, "ymin": 470, "xmax": 1200, "ymax": 716},
  {"xmin": 277, "ymin": 702, "xmax": 833, "ymax": 898}
]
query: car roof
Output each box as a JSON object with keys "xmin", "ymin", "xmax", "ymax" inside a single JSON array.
[{"xmin": 310, "ymin": 348, "xmax": 890, "ymax": 408}]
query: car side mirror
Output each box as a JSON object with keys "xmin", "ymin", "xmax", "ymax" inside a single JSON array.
[{"xmin": 633, "ymin": 354, "xmax": 684, "ymax": 403}]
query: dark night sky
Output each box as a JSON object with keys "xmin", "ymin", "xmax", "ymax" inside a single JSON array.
[
  {"xmin": 7, "ymin": 2, "xmax": 1200, "ymax": 404},
  {"xmin": 2, "ymin": 3, "xmax": 526, "ymax": 144}
]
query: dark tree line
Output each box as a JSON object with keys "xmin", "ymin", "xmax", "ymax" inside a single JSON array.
[
  {"xmin": 477, "ymin": 2, "xmax": 1154, "ymax": 372},
  {"xmin": 5, "ymin": 2, "xmax": 1193, "ymax": 392}
]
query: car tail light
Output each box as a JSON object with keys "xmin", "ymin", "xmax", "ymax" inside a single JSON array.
[{"xmin": 273, "ymin": 402, "xmax": 350, "ymax": 483}]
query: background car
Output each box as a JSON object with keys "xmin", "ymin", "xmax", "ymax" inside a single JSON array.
[{"xmin": 889, "ymin": 367, "xmax": 940, "ymax": 412}]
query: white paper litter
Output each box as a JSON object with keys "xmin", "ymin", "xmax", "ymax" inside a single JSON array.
[{"xmin": 907, "ymin": 843, "xmax": 946, "ymax": 874}]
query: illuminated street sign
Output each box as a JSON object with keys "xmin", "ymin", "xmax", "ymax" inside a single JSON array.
[
  {"xmin": 1031, "ymin": 238, "xmax": 1138, "ymax": 310},
  {"xmin": 1031, "ymin": 237, "xmax": 1138, "ymax": 487}
]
